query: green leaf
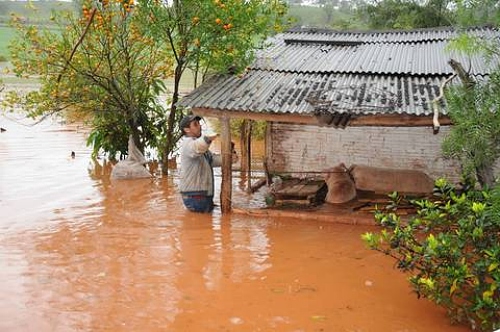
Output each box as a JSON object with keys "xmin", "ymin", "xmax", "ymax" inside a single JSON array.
[
  {"xmin": 418, "ymin": 277, "xmax": 435, "ymax": 290},
  {"xmin": 449, "ymin": 279, "xmax": 458, "ymax": 296},
  {"xmin": 426, "ymin": 234, "xmax": 438, "ymax": 251}
]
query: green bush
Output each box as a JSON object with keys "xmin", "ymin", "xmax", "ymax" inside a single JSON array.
[{"xmin": 362, "ymin": 179, "xmax": 500, "ymax": 332}]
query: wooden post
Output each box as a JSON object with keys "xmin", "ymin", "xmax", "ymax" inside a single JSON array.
[
  {"xmin": 220, "ymin": 116, "xmax": 232, "ymax": 213},
  {"xmin": 239, "ymin": 119, "xmax": 252, "ymax": 192},
  {"xmin": 239, "ymin": 120, "xmax": 249, "ymax": 172}
]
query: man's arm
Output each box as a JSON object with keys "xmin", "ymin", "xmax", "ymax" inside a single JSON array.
[
  {"xmin": 210, "ymin": 148, "xmax": 238, "ymax": 168},
  {"xmin": 185, "ymin": 135, "xmax": 216, "ymax": 157}
]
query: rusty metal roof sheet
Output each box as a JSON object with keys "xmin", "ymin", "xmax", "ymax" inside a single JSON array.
[{"xmin": 178, "ymin": 26, "xmax": 499, "ymax": 118}]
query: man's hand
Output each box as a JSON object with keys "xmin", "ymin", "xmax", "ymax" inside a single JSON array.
[
  {"xmin": 205, "ymin": 134, "xmax": 218, "ymax": 142},
  {"xmin": 203, "ymin": 133, "xmax": 218, "ymax": 144}
]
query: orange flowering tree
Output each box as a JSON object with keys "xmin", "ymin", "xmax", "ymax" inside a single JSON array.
[
  {"xmin": 6, "ymin": 0, "xmax": 289, "ymax": 167},
  {"xmin": 7, "ymin": 0, "xmax": 173, "ymax": 159},
  {"xmin": 136, "ymin": 0, "xmax": 290, "ymax": 170}
]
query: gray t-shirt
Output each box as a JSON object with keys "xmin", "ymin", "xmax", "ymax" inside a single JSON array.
[{"xmin": 179, "ymin": 136, "xmax": 221, "ymax": 196}]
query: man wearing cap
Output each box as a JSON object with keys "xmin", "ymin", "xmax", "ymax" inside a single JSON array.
[{"xmin": 178, "ymin": 114, "xmax": 221, "ymax": 212}]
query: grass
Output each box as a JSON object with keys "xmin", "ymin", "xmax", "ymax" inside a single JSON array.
[
  {"xmin": 0, "ymin": 25, "xmax": 17, "ymax": 60},
  {"xmin": 0, "ymin": 0, "xmax": 75, "ymax": 60}
]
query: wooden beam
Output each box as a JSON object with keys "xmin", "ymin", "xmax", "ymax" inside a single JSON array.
[
  {"xmin": 191, "ymin": 107, "xmax": 452, "ymax": 127},
  {"xmin": 192, "ymin": 108, "xmax": 316, "ymax": 124},
  {"xmin": 350, "ymin": 114, "xmax": 452, "ymax": 127}
]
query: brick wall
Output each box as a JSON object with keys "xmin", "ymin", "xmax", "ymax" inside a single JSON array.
[{"xmin": 267, "ymin": 123, "xmax": 463, "ymax": 183}]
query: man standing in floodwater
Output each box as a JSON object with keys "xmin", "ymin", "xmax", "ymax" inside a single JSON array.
[{"xmin": 179, "ymin": 114, "xmax": 232, "ymax": 213}]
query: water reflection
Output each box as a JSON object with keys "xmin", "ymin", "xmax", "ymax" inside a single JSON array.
[{"xmin": 228, "ymin": 218, "xmax": 271, "ymax": 282}]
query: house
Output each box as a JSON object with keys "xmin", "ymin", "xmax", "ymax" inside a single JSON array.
[{"xmin": 178, "ymin": 25, "xmax": 500, "ymax": 212}]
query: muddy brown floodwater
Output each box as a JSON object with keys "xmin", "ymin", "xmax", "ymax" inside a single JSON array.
[{"xmin": 0, "ymin": 113, "xmax": 472, "ymax": 332}]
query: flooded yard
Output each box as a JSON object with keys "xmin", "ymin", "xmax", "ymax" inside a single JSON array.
[{"xmin": 0, "ymin": 113, "xmax": 472, "ymax": 332}]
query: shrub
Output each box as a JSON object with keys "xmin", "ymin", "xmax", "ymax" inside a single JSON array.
[{"xmin": 362, "ymin": 179, "xmax": 500, "ymax": 331}]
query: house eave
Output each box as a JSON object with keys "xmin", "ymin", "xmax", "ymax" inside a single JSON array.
[{"xmin": 191, "ymin": 107, "xmax": 452, "ymax": 128}]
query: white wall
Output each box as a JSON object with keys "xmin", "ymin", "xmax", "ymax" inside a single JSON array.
[{"xmin": 267, "ymin": 123, "xmax": 463, "ymax": 183}]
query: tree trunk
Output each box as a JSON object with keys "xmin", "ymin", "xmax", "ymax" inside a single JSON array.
[
  {"xmin": 448, "ymin": 59, "xmax": 475, "ymax": 90},
  {"xmin": 128, "ymin": 116, "xmax": 144, "ymax": 154},
  {"xmin": 161, "ymin": 61, "xmax": 184, "ymax": 175}
]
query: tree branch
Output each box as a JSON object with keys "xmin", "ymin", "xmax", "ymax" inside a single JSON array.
[
  {"xmin": 57, "ymin": 8, "xmax": 97, "ymax": 84},
  {"xmin": 432, "ymin": 73, "xmax": 456, "ymax": 134}
]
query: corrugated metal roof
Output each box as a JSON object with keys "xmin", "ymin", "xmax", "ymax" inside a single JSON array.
[
  {"xmin": 254, "ymin": 26, "xmax": 499, "ymax": 75},
  {"xmin": 253, "ymin": 40, "xmax": 497, "ymax": 75},
  {"xmin": 178, "ymin": 26, "xmax": 499, "ymax": 118},
  {"xmin": 280, "ymin": 25, "xmax": 499, "ymax": 44},
  {"xmin": 180, "ymin": 71, "xmax": 461, "ymax": 116}
]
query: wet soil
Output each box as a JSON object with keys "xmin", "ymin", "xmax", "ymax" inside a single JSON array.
[{"xmin": 0, "ymin": 113, "xmax": 472, "ymax": 332}]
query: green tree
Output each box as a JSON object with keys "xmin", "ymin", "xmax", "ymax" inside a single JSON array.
[
  {"xmin": 357, "ymin": 0, "xmax": 453, "ymax": 29},
  {"xmin": 454, "ymin": 0, "xmax": 500, "ymax": 27},
  {"xmin": 318, "ymin": 0, "xmax": 339, "ymax": 26},
  {"xmin": 357, "ymin": 0, "xmax": 500, "ymax": 30},
  {"xmin": 443, "ymin": 73, "xmax": 500, "ymax": 187},
  {"xmin": 6, "ymin": 0, "xmax": 172, "ymax": 159},
  {"xmin": 442, "ymin": 30, "xmax": 500, "ymax": 188},
  {"xmin": 137, "ymin": 0, "xmax": 290, "ymax": 172}
]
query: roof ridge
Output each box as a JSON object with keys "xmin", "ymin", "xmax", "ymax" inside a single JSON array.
[{"xmin": 286, "ymin": 24, "xmax": 498, "ymax": 35}]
